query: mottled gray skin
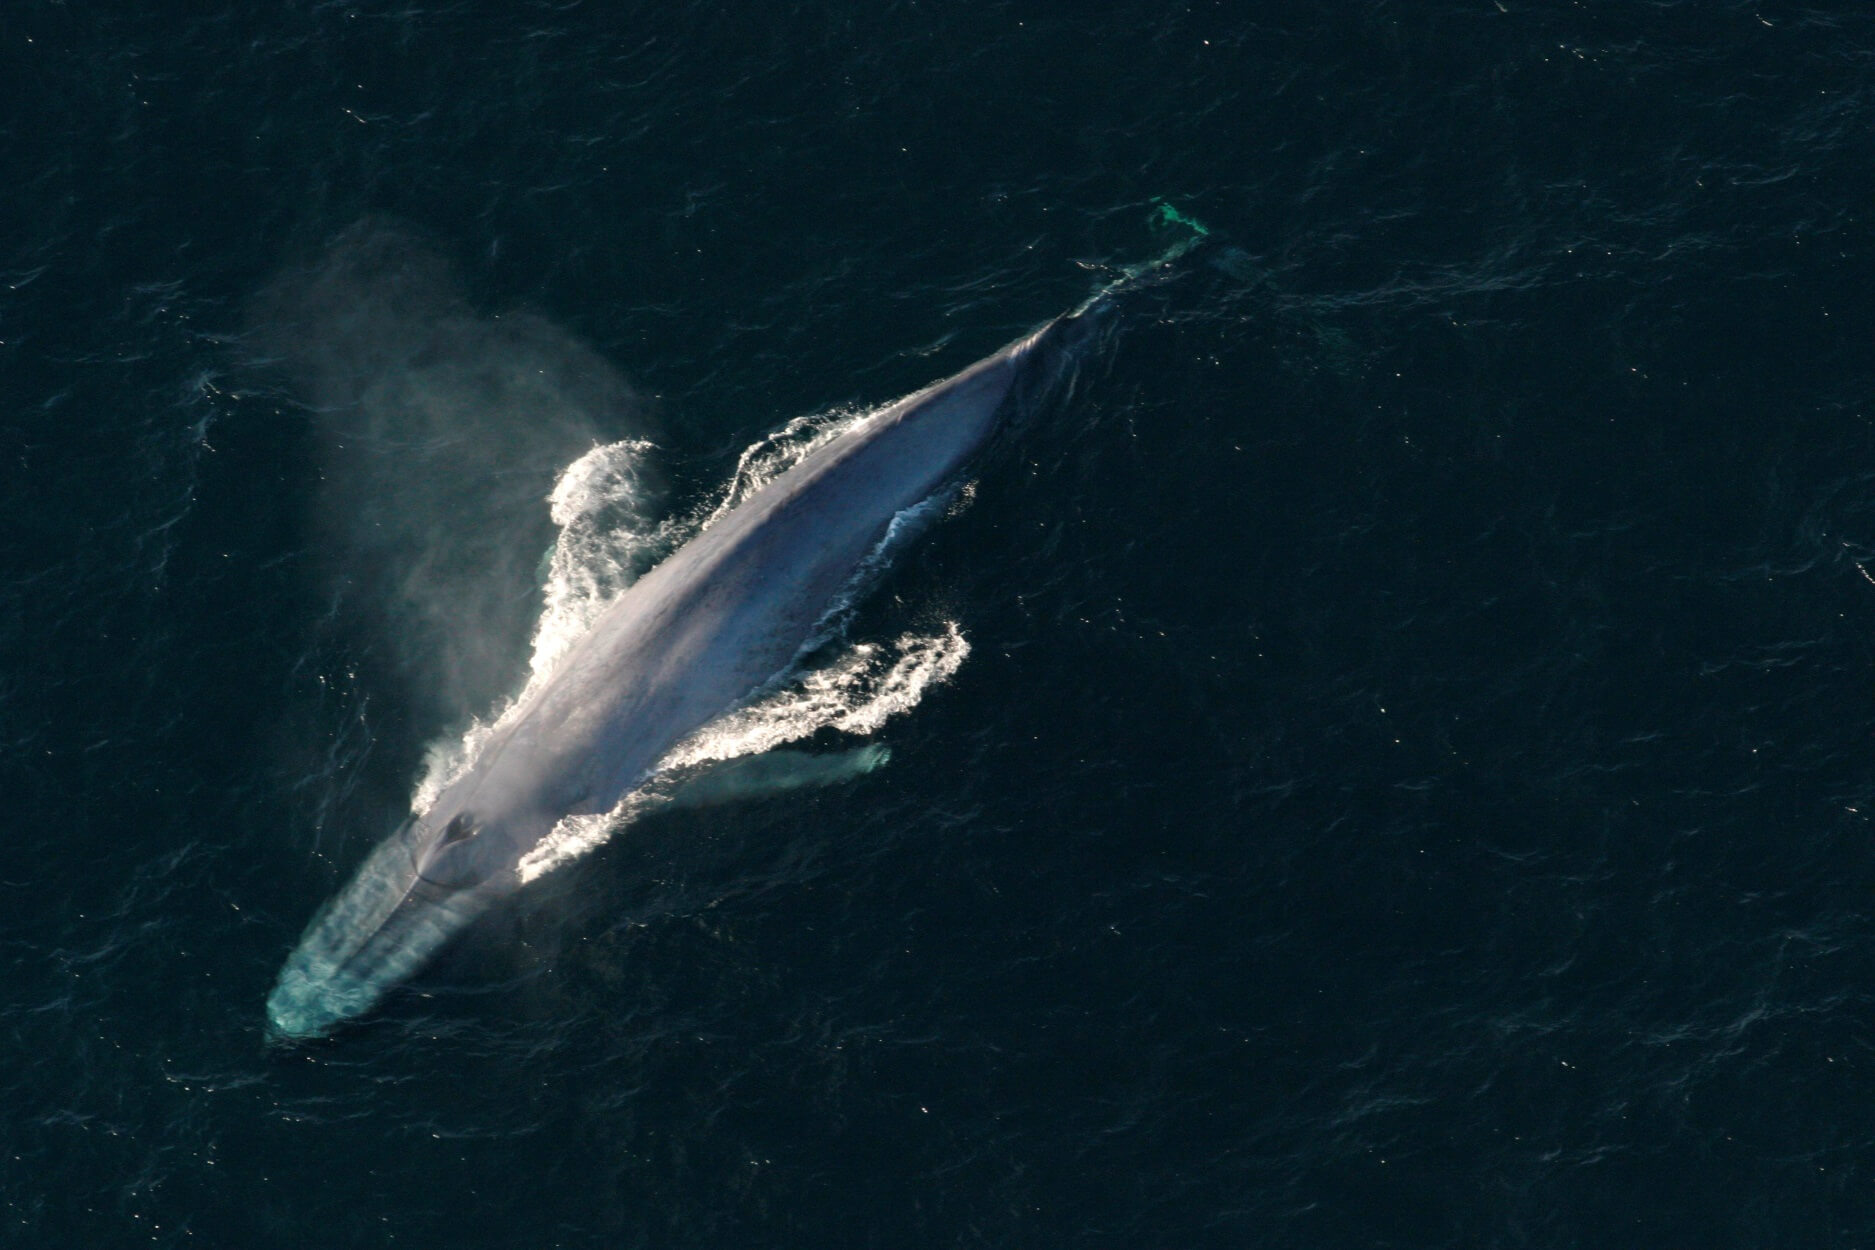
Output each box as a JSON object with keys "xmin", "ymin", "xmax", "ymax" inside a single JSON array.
[{"xmin": 267, "ymin": 310, "xmax": 1084, "ymax": 1039}]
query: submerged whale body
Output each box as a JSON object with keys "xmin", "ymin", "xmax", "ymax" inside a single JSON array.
[{"xmin": 266, "ymin": 299, "xmax": 1103, "ymax": 1039}]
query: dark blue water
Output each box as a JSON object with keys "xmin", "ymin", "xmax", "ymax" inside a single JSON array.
[{"xmin": 6, "ymin": 2, "xmax": 1875, "ymax": 1245}]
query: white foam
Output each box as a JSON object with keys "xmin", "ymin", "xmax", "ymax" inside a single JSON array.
[
  {"xmin": 534, "ymin": 437, "xmax": 666, "ymax": 676},
  {"xmin": 665, "ymin": 622, "xmax": 969, "ymax": 768},
  {"xmin": 515, "ymin": 624, "xmax": 968, "ymax": 884}
]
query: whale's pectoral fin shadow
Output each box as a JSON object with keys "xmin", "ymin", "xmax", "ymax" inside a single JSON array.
[{"xmin": 655, "ymin": 744, "xmax": 891, "ymax": 812}]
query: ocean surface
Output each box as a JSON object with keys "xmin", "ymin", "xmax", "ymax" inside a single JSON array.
[{"xmin": 5, "ymin": 2, "xmax": 1874, "ymax": 1245}]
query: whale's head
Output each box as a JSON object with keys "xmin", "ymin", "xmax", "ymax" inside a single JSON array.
[{"xmin": 264, "ymin": 799, "xmax": 539, "ymax": 1041}]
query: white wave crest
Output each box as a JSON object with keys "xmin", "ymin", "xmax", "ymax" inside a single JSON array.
[
  {"xmin": 516, "ymin": 624, "xmax": 968, "ymax": 883},
  {"xmin": 664, "ymin": 622, "xmax": 969, "ymax": 768},
  {"xmin": 534, "ymin": 438, "xmax": 669, "ymax": 677}
]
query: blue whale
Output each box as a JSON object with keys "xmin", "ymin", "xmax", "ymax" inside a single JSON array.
[{"xmin": 265, "ymin": 301, "xmax": 1102, "ymax": 1038}]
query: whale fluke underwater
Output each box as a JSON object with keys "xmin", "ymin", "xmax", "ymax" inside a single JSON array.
[{"xmin": 266, "ymin": 220, "xmax": 1224, "ymax": 1039}]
